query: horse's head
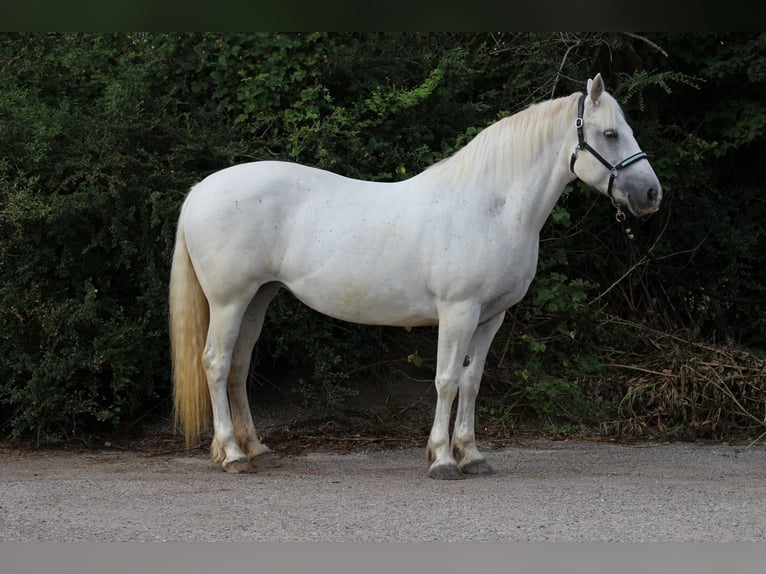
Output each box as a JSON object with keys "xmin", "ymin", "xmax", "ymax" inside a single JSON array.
[{"xmin": 570, "ymin": 73, "xmax": 662, "ymax": 218}]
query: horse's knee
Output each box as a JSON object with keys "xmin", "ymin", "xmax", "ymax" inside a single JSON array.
[{"xmin": 434, "ymin": 375, "xmax": 459, "ymax": 399}]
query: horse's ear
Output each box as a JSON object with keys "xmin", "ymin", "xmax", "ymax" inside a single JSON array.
[{"xmin": 587, "ymin": 73, "xmax": 605, "ymax": 104}]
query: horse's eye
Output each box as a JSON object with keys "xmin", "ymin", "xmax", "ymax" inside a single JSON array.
[{"xmin": 604, "ymin": 129, "xmax": 618, "ymax": 140}]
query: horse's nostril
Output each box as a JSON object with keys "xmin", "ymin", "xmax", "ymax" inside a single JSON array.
[{"xmin": 647, "ymin": 188, "xmax": 657, "ymax": 203}]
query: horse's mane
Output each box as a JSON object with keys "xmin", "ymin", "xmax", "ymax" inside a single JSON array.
[{"xmin": 422, "ymin": 92, "xmax": 583, "ymax": 190}]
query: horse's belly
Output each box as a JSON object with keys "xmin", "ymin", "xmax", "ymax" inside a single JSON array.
[{"xmin": 286, "ymin": 277, "xmax": 439, "ymax": 327}]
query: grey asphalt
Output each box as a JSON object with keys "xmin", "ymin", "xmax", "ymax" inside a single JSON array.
[{"xmin": 1, "ymin": 439, "xmax": 764, "ymax": 542}]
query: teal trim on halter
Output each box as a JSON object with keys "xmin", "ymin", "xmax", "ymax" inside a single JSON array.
[{"xmin": 617, "ymin": 151, "xmax": 649, "ymax": 169}]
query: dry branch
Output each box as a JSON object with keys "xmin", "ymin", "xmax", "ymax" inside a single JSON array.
[{"xmin": 599, "ymin": 316, "xmax": 766, "ymax": 441}]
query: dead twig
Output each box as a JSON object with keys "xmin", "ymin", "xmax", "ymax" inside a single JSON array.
[{"xmin": 621, "ymin": 32, "xmax": 669, "ymax": 58}]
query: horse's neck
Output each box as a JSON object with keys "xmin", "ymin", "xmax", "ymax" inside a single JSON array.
[
  {"xmin": 417, "ymin": 94, "xmax": 578, "ymax": 233},
  {"xmin": 512, "ymin": 146, "xmax": 575, "ymax": 233}
]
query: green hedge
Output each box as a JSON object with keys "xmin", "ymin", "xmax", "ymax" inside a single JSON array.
[{"xmin": 1, "ymin": 33, "xmax": 763, "ymax": 443}]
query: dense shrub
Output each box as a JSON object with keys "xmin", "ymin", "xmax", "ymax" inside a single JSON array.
[{"xmin": 1, "ymin": 33, "xmax": 763, "ymax": 443}]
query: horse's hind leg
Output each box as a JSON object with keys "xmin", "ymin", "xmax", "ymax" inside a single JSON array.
[
  {"xmin": 227, "ymin": 283, "xmax": 281, "ymax": 469},
  {"xmin": 204, "ymin": 300, "xmax": 254, "ymax": 473},
  {"xmin": 452, "ymin": 311, "xmax": 505, "ymax": 475}
]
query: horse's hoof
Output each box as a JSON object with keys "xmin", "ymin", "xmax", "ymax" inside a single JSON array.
[
  {"xmin": 222, "ymin": 458, "xmax": 255, "ymax": 474},
  {"xmin": 429, "ymin": 462, "xmax": 466, "ymax": 480},
  {"xmin": 250, "ymin": 451, "xmax": 282, "ymax": 469},
  {"xmin": 459, "ymin": 459, "xmax": 495, "ymax": 475}
]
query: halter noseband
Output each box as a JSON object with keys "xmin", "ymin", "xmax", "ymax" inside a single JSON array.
[{"xmin": 569, "ymin": 93, "xmax": 648, "ymax": 239}]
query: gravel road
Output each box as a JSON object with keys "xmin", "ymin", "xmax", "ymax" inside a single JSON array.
[{"xmin": 2, "ymin": 439, "xmax": 765, "ymax": 542}]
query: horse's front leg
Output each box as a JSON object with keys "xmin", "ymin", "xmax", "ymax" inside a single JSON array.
[
  {"xmin": 427, "ymin": 302, "xmax": 481, "ymax": 480},
  {"xmin": 452, "ymin": 311, "xmax": 505, "ymax": 475}
]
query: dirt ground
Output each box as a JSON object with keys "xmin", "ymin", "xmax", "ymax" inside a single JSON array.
[
  {"xmin": 2, "ymin": 423, "xmax": 765, "ymax": 542},
  {"xmin": 2, "ymin": 375, "xmax": 766, "ymax": 543}
]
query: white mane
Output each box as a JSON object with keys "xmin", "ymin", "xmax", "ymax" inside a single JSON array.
[{"xmin": 422, "ymin": 93, "xmax": 581, "ymax": 190}]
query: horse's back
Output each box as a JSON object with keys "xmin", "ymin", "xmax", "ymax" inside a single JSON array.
[{"xmin": 186, "ymin": 160, "xmax": 355, "ymax": 208}]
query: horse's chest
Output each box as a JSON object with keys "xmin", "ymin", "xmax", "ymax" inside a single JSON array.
[{"xmin": 479, "ymin": 282, "xmax": 533, "ymax": 321}]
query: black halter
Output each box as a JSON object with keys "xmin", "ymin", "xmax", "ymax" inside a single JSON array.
[
  {"xmin": 569, "ymin": 93, "xmax": 649, "ymax": 204},
  {"xmin": 569, "ymin": 93, "xmax": 648, "ymax": 240}
]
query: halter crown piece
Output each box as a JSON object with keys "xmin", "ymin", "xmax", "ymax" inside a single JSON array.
[{"xmin": 569, "ymin": 93, "xmax": 648, "ymax": 240}]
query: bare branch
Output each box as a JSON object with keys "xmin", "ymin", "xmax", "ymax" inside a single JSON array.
[{"xmin": 622, "ymin": 32, "xmax": 669, "ymax": 57}]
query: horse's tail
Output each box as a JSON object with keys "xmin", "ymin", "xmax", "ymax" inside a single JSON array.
[{"xmin": 169, "ymin": 210, "xmax": 211, "ymax": 448}]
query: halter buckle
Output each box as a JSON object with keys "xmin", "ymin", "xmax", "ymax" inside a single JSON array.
[{"xmin": 613, "ymin": 204, "xmax": 635, "ymax": 241}]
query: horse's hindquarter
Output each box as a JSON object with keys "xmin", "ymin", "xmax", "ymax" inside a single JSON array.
[{"xmin": 183, "ymin": 161, "xmax": 541, "ymax": 326}]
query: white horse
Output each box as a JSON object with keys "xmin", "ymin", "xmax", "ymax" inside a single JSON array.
[{"xmin": 170, "ymin": 74, "xmax": 662, "ymax": 479}]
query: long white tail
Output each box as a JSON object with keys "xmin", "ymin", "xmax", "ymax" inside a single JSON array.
[{"xmin": 169, "ymin": 214, "xmax": 211, "ymax": 447}]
